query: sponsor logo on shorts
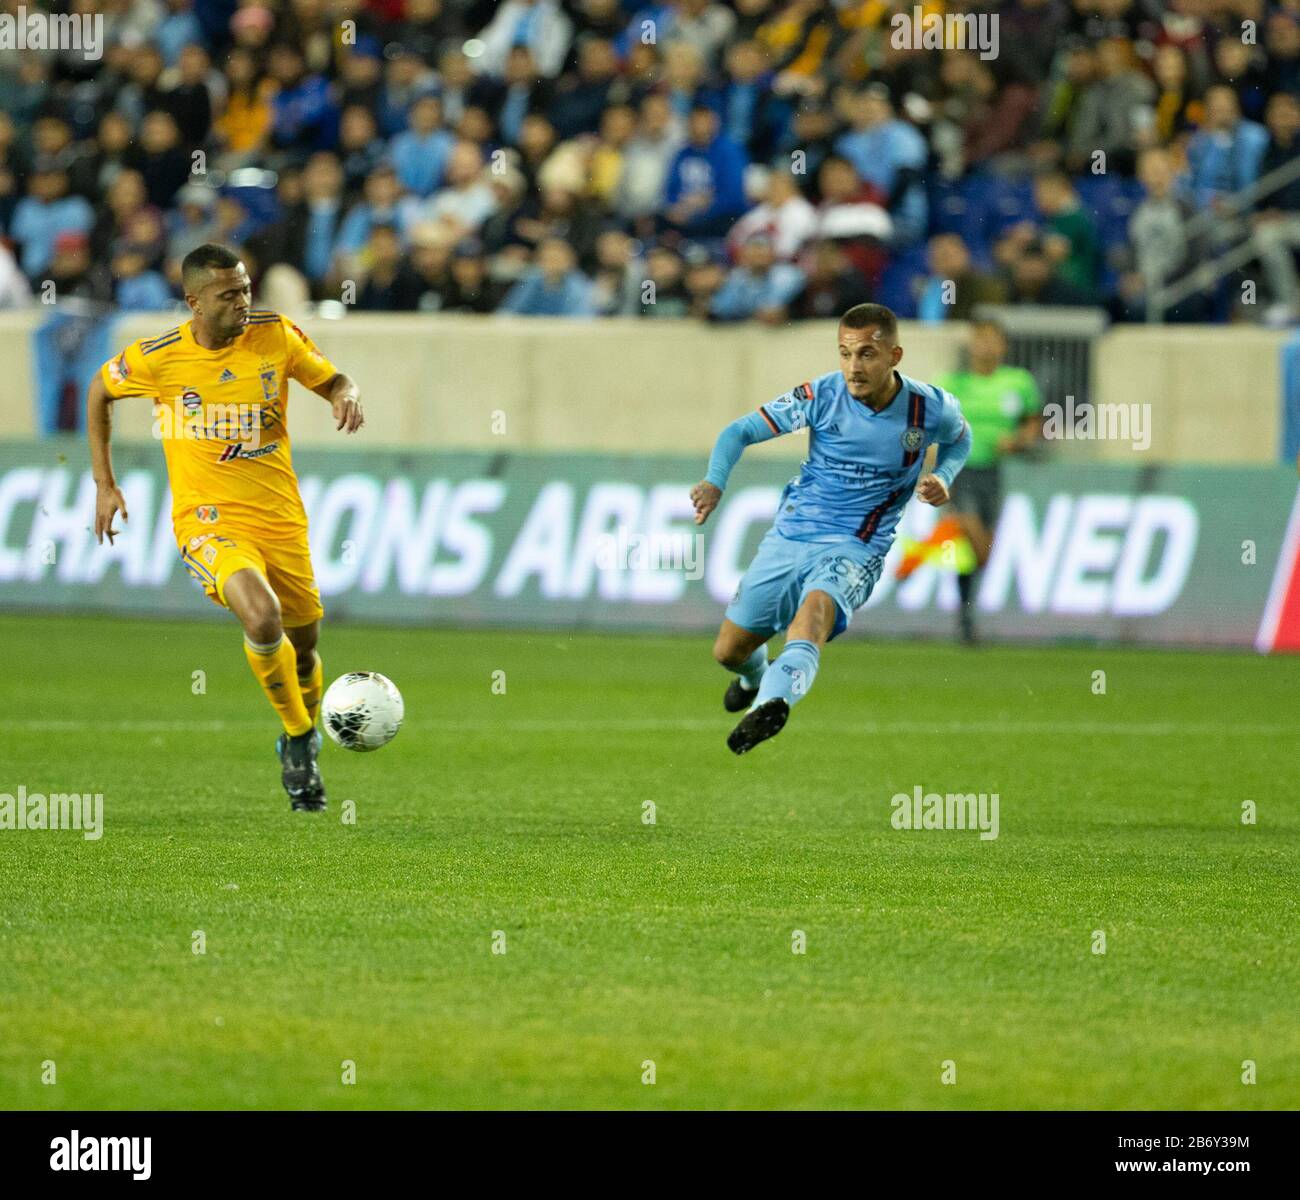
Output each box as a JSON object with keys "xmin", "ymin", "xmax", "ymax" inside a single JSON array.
[
  {"xmin": 202, "ymin": 544, "xmax": 218, "ymax": 565},
  {"xmin": 196, "ymin": 505, "xmax": 219, "ymax": 524},
  {"xmin": 187, "ymin": 534, "xmax": 211, "ymax": 550}
]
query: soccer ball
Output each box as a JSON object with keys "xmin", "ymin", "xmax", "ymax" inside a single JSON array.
[{"xmin": 321, "ymin": 672, "xmax": 404, "ymax": 752}]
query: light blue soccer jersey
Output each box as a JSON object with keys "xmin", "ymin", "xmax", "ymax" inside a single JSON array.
[{"xmin": 706, "ymin": 370, "xmax": 970, "ymax": 555}]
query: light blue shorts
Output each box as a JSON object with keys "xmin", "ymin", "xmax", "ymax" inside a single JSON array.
[{"xmin": 725, "ymin": 529, "xmax": 885, "ymax": 640}]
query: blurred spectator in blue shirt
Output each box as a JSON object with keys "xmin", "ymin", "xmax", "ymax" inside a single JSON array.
[
  {"xmin": 300, "ymin": 153, "xmax": 347, "ymax": 285},
  {"xmin": 336, "ymin": 166, "xmax": 415, "ymax": 260},
  {"xmin": 661, "ymin": 41, "xmax": 721, "ymax": 124},
  {"xmin": 113, "ymin": 246, "xmax": 175, "ymax": 311},
  {"xmin": 9, "ymin": 165, "xmax": 94, "ymax": 277},
  {"xmin": 269, "ymin": 44, "xmax": 339, "ymax": 154},
  {"xmin": 500, "ymin": 236, "xmax": 596, "ymax": 316},
  {"xmin": 157, "ymin": 0, "xmax": 204, "ymax": 67},
  {"xmin": 710, "ymin": 233, "xmax": 804, "ymax": 323},
  {"xmin": 619, "ymin": 1, "xmax": 736, "ymax": 69},
  {"xmin": 834, "ymin": 84, "xmax": 928, "ymax": 247},
  {"xmin": 389, "ymin": 95, "xmax": 456, "ymax": 199},
  {"xmin": 664, "ymin": 106, "xmax": 748, "ymax": 239},
  {"xmin": 475, "ymin": 0, "xmax": 574, "ymax": 79},
  {"xmin": 1185, "ymin": 86, "xmax": 1269, "ymax": 213},
  {"xmin": 719, "ymin": 39, "xmax": 788, "ymax": 163},
  {"xmin": 917, "ymin": 233, "xmax": 1006, "ymax": 322},
  {"xmin": 379, "ymin": 48, "xmax": 442, "ymax": 138}
]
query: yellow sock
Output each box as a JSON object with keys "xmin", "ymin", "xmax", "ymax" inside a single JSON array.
[
  {"xmin": 298, "ymin": 650, "xmax": 323, "ymax": 726},
  {"xmin": 243, "ymin": 634, "xmax": 312, "ymax": 736}
]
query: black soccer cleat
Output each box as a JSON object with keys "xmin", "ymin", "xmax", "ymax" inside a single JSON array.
[
  {"xmin": 277, "ymin": 729, "xmax": 327, "ymax": 811},
  {"xmin": 726, "ymin": 698, "xmax": 789, "ymax": 755},
  {"xmin": 723, "ymin": 678, "xmax": 759, "ymax": 713}
]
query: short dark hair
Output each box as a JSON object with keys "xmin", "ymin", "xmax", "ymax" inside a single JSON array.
[
  {"xmin": 181, "ymin": 243, "xmax": 242, "ymax": 291},
  {"xmin": 971, "ymin": 316, "xmax": 1007, "ymax": 339},
  {"xmin": 840, "ymin": 303, "xmax": 898, "ymax": 343}
]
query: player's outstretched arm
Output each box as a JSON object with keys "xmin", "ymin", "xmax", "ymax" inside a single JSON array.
[
  {"xmin": 87, "ymin": 373, "xmax": 129, "ymax": 545},
  {"xmin": 917, "ymin": 416, "xmax": 973, "ymax": 507},
  {"xmin": 312, "ymin": 372, "xmax": 365, "ymax": 433},
  {"xmin": 692, "ymin": 410, "xmax": 779, "ymax": 525}
]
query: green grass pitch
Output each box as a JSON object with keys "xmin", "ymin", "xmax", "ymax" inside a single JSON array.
[{"xmin": 0, "ymin": 613, "xmax": 1296, "ymax": 1110}]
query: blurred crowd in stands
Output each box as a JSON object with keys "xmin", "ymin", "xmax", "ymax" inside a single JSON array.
[{"xmin": 2, "ymin": 0, "xmax": 1300, "ymax": 324}]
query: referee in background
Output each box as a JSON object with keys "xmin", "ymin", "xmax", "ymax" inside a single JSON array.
[{"xmin": 937, "ymin": 319, "xmax": 1042, "ymax": 644}]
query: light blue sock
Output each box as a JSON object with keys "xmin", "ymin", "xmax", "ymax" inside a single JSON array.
[
  {"xmin": 754, "ymin": 639, "xmax": 820, "ymax": 708},
  {"xmin": 732, "ymin": 643, "xmax": 769, "ymax": 691}
]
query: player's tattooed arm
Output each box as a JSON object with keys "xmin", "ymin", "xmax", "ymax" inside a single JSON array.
[
  {"xmin": 313, "ymin": 372, "xmax": 365, "ymax": 433},
  {"xmin": 87, "ymin": 373, "xmax": 129, "ymax": 545}
]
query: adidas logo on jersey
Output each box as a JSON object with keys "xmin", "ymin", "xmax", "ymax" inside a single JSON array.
[{"xmin": 218, "ymin": 369, "xmax": 237, "ymax": 383}]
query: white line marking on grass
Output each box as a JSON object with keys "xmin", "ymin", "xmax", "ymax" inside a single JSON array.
[{"xmin": 8, "ymin": 718, "xmax": 1289, "ymax": 736}]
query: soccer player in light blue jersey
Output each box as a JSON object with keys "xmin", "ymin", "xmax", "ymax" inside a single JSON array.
[{"xmin": 690, "ymin": 303, "xmax": 973, "ymax": 755}]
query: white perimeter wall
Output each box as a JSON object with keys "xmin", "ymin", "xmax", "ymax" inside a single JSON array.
[{"xmin": 0, "ymin": 312, "xmax": 1281, "ymax": 464}]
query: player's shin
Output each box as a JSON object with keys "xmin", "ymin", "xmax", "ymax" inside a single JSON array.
[
  {"xmin": 243, "ymin": 634, "xmax": 313, "ymax": 736},
  {"xmin": 754, "ymin": 639, "xmax": 821, "ymax": 709},
  {"xmin": 298, "ymin": 650, "xmax": 324, "ymax": 726}
]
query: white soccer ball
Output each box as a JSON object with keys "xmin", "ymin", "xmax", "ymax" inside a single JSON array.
[{"xmin": 321, "ymin": 672, "xmax": 404, "ymax": 752}]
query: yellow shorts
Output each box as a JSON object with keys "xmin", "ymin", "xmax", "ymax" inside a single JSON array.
[{"xmin": 177, "ymin": 523, "xmax": 324, "ymax": 627}]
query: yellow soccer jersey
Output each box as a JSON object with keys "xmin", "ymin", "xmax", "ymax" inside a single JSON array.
[{"xmin": 100, "ymin": 310, "xmax": 338, "ymax": 538}]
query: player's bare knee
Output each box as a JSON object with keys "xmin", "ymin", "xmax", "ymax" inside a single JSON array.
[{"xmin": 243, "ymin": 597, "xmax": 282, "ymax": 646}]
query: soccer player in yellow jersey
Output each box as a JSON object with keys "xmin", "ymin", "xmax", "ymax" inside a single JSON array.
[{"xmin": 87, "ymin": 244, "xmax": 365, "ymax": 811}]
